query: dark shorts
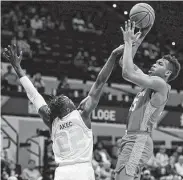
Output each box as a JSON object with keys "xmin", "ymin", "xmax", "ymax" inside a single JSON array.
[{"xmin": 115, "ymin": 132, "xmax": 153, "ymax": 178}]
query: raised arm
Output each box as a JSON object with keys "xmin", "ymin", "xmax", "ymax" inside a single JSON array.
[
  {"xmin": 121, "ymin": 20, "xmax": 167, "ymax": 93},
  {"xmin": 78, "ymin": 46, "xmax": 123, "ymax": 120},
  {"xmin": 119, "ymin": 21, "xmax": 153, "ymax": 73},
  {"xmin": 3, "ymin": 45, "xmax": 51, "ymax": 128}
]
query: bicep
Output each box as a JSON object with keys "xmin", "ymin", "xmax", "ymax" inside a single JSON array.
[
  {"xmin": 120, "ymin": 62, "xmax": 143, "ymax": 74},
  {"xmin": 133, "ymin": 64, "xmax": 143, "ymax": 74},
  {"xmin": 125, "ymin": 71, "xmax": 166, "ymax": 92},
  {"xmin": 79, "ymin": 96, "xmax": 98, "ymax": 118},
  {"xmin": 38, "ymin": 105, "xmax": 51, "ymax": 128}
]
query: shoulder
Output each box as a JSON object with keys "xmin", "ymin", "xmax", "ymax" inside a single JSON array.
[
  {"xmin": 174, "ymin": 162, "xmax": 179, "ymax": 167},
  {"xmin": 150, "ymin": 76, "xmax": 166, "ymax": 85},
  {"xmin": 155, "ymin": 152, "xmax": 161, "ymax": 156},
  {"xmin": 38, "ymin": 105, "xmax": 51, "ymax": 128},
  {"xmin": 151, "ymin": 76, "xmax": 168, "ymax": 92},
  {"xmin": 22, "ymin": 168, "xmax": 29, "ymax": 173}
]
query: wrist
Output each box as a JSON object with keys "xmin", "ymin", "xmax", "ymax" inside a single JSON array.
[
  {"xmin": 13, "ymin": 65, "xmax": 25, "ymax": 78},
  {"xmin": 124, "ymin": 40, "xmax": 132, "ymax": 45},
  {"xmin": 13, "ymin": 65, "xmax": 22, "ymax": 71}
]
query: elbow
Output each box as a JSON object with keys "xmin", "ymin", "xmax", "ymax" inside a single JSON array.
[
  {"xmin": 122, "ymin": 70, "xmax": 130, "ymax": 80},
  {"xmin": 122, "ymin": 70, "xmax": 134, "ymax": 81}
]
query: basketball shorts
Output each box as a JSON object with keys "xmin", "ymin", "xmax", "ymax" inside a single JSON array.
[
  {"xmin": 115, "ymin": 132, "xmax": 153, "ymax": 178},
  {"xmin": 54, "ymin": 162, "xmax": 95, "ymax": 180}
]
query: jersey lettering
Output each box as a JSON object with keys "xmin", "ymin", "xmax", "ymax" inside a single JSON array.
[
  {"xmin": 129, "ymin": 90, "xmax": 145, "ymax": 112},
  {"xmin": 60, "ymin": 121, "xmax": 72, "ymax": 130},
  {"xmin": 129, "ymin": 96, "xmax": 139, "ymax": 112},
  {"xmin": 54, "ymin": 126, "xmax": 86, "ymax": 157}
]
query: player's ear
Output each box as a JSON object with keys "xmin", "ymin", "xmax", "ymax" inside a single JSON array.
[{"xmin": 165, "ymin": 70, "xmax": 172, "ymax": 77}]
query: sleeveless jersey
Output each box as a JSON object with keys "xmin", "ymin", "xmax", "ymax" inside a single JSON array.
[
  {"xmin": 126, "ymin": 86, "xmax": 170, "ymax": 132},
  {"xmin": 51, "ymin": 110, "xmax": 93, "ymax": 166}
]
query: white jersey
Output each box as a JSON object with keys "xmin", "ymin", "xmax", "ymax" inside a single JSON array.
[{"xmin": 51, "ymin": 110, "xmax": 93, "ymax": 166}]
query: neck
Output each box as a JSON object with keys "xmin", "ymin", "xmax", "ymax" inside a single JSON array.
[
  {"xmin": 60, "ymin": 108, "xmax": 75, "ymax": 119},
  {"xmin": 60, "ymin": 112, "xmax": 70, "ymax": 119}
]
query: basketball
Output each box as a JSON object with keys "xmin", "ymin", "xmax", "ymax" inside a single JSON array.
[{"xmin": 129, "ymin": 3, "xmax": 155, "ymax": 29}]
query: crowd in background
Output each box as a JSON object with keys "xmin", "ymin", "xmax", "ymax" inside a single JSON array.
[
  {"xmin": 91, "ymin": 142, "xmax": 183, "ymax": 180},
  {"xmin": 1, "ymin": 2, "xmax": 183, "ymax": 91},
  {"xmin": 1, "ymin": 65, "xmax": 46, "ymax": 93},
  {"xmin": 1, "ymin": 154, "xmax": 42, "ymax": 180},
  {"xmin": 1, "ymin": 141, "xmax": 183, "ymax": 180}
]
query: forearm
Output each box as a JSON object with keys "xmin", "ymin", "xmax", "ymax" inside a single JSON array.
[
  {"xmin": 123, "ymin": 41, "xmax": 134, "ymax": 75},
  {"xmin": 12, "ymin": 65, "xmax": 47, "ymax": 111},
  {"xmin": 88, "ymin": 53, "xmax": 116, "ymax": 98},
  {"xmin": 13, "ymin": 65, "xmax": 26, "ymax": 78},
  {"xmin": 119, "ymin": 43, "xmax": 140, "ymax": 68},
  {"xmin": 120, "ymin": 39, "xmax": 146, "ymax": 73},
  {"xmin": 96, "ymin": 53, "xmax": 117, "ymax": 84}
]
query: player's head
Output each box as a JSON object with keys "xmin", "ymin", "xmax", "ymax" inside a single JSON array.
[
  {"xmin": 28, "ymin": 159, "xmax": 36, "ymax": 170},
  {"xmin": 178, "ymin": 155, "xmax": 183, "ymax": 164},
  {"xmin": 148, "ymin": 55, "xmax": 181, "ymax": 82},
  {"xmin": 7, "ymin": 65, "xmax": 12, "ymax": 72},
  {"xmin": 159, "ymin": 145, "xmax": 166, "ymax": 154},
  {"xmin": 96, "ymin": 141, "xmax": 104, "ymax": 150},
  {"xmin": 49, "ymin": 94, "xmax": 76, "ymax": 122}
]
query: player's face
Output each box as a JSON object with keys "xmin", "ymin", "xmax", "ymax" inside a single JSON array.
[
  {"xmin": 148, "ymin": 59, "xmax": 170, "ymax": 78},
  {"xmin": 28, "ymin": 161, "xmax": 35, "ymax": 170}
]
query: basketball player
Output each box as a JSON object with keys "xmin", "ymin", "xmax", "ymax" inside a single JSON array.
[
  {"xmin": 2, "ymin": 43, "xmax": 129, "ymax": 180},
  {"xmin": 115, "ymin": 20, "xmax": 181, "ymax": 180}
]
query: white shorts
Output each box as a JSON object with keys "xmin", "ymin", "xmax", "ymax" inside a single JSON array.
[{"xmin": 54, "ymin": 163, "xmax": 95, "ymax": 180}]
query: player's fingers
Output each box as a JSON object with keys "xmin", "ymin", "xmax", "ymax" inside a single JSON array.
[
  {"xmin": 2, "ymin": 52, "xmax": 10, "ymax": 61},
  {"xmin": 128, "ymin": 19, "xmax": 131, "ymax": 31},
  {"xmin": 8, "ymin": 45, "xmax": 14, "ymax": 56},
  {"xmin": 125, "ymin": 21, "xmax": 128, "ymax": 31},
  {"xmin": 4, "ymin": 48, "xmax": 11, "ymax": 56},
  {"xmin": 132, "ymin": 21, "xmax": 135, "ymax": 32},
  {"xmin": 19, "ymin": 51, "xmax": 23, "ymax": 59},
  {"xmin": 13, "ymin": 44, "xmax": 18, "ymax": 55},
  {"xmin": 120, "ymin": 26, "xmax": 125, "ymax": 33}
]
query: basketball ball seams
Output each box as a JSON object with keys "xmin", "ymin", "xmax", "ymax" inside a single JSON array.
[
  {"xmin": 138, "ymin": 5, "xmax": 155, "ymax": 20},
  {"xmin": 138, "ymin": 4, "xmax": 155, "ymax": 21},
  {"xmin": 135, "ymin": 12, "xmax": 149, "ymax": 27},
  {"xmin": 138, "ymin": 4, "xmax": 155, "ymax": 17},
  {"xmin": 129, "ymin": 11, "xmax": 149, "ymax": 17},
  {"xmin": 144, "ymin": 12, "xmax": 151, "ymax": 28},
  {"xmin": 138, "ymin": 3, "xmax": 155, "ymax": 14}
]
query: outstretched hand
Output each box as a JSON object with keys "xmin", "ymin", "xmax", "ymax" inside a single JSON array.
[
  {"xmin": 121, "ymin": 20, "xmax": 141, "ymax": 43},
  {"xmin": 2, "ymin": 44, "xmax": 23, "ymax": 67}
]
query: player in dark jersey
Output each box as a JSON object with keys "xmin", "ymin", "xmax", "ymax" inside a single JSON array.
[{"xmin": 115, "ymin": 20, "xmax": 181, "ymax": 180}]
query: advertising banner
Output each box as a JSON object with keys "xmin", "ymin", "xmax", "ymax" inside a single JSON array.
[{"xmin": 1, "ymin": 95, "xmax": 183, "ymax": 128}]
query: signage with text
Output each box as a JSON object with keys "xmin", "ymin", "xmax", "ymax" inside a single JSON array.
[{"xmin": 1, "ymin": 95, "xmax": 183, "ymax": 128}]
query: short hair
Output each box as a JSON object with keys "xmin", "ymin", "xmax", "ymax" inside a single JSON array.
[
  {"xmin": 162, "ymin": 54, "xmax": 181, "ymax": 82},
  {"xmin": 28, "ymin": 159, "xmax": 35, "ymax": 164}
]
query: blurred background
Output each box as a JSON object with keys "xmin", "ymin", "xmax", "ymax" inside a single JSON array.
[{"xmin": 1, "ymin": 1, "xmax": 183, "ymax": 180}]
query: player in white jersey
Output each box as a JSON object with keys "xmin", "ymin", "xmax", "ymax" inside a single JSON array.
[{"xmin": 3, "ymin": 43, "xmax": 126, "ymax": 180}]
